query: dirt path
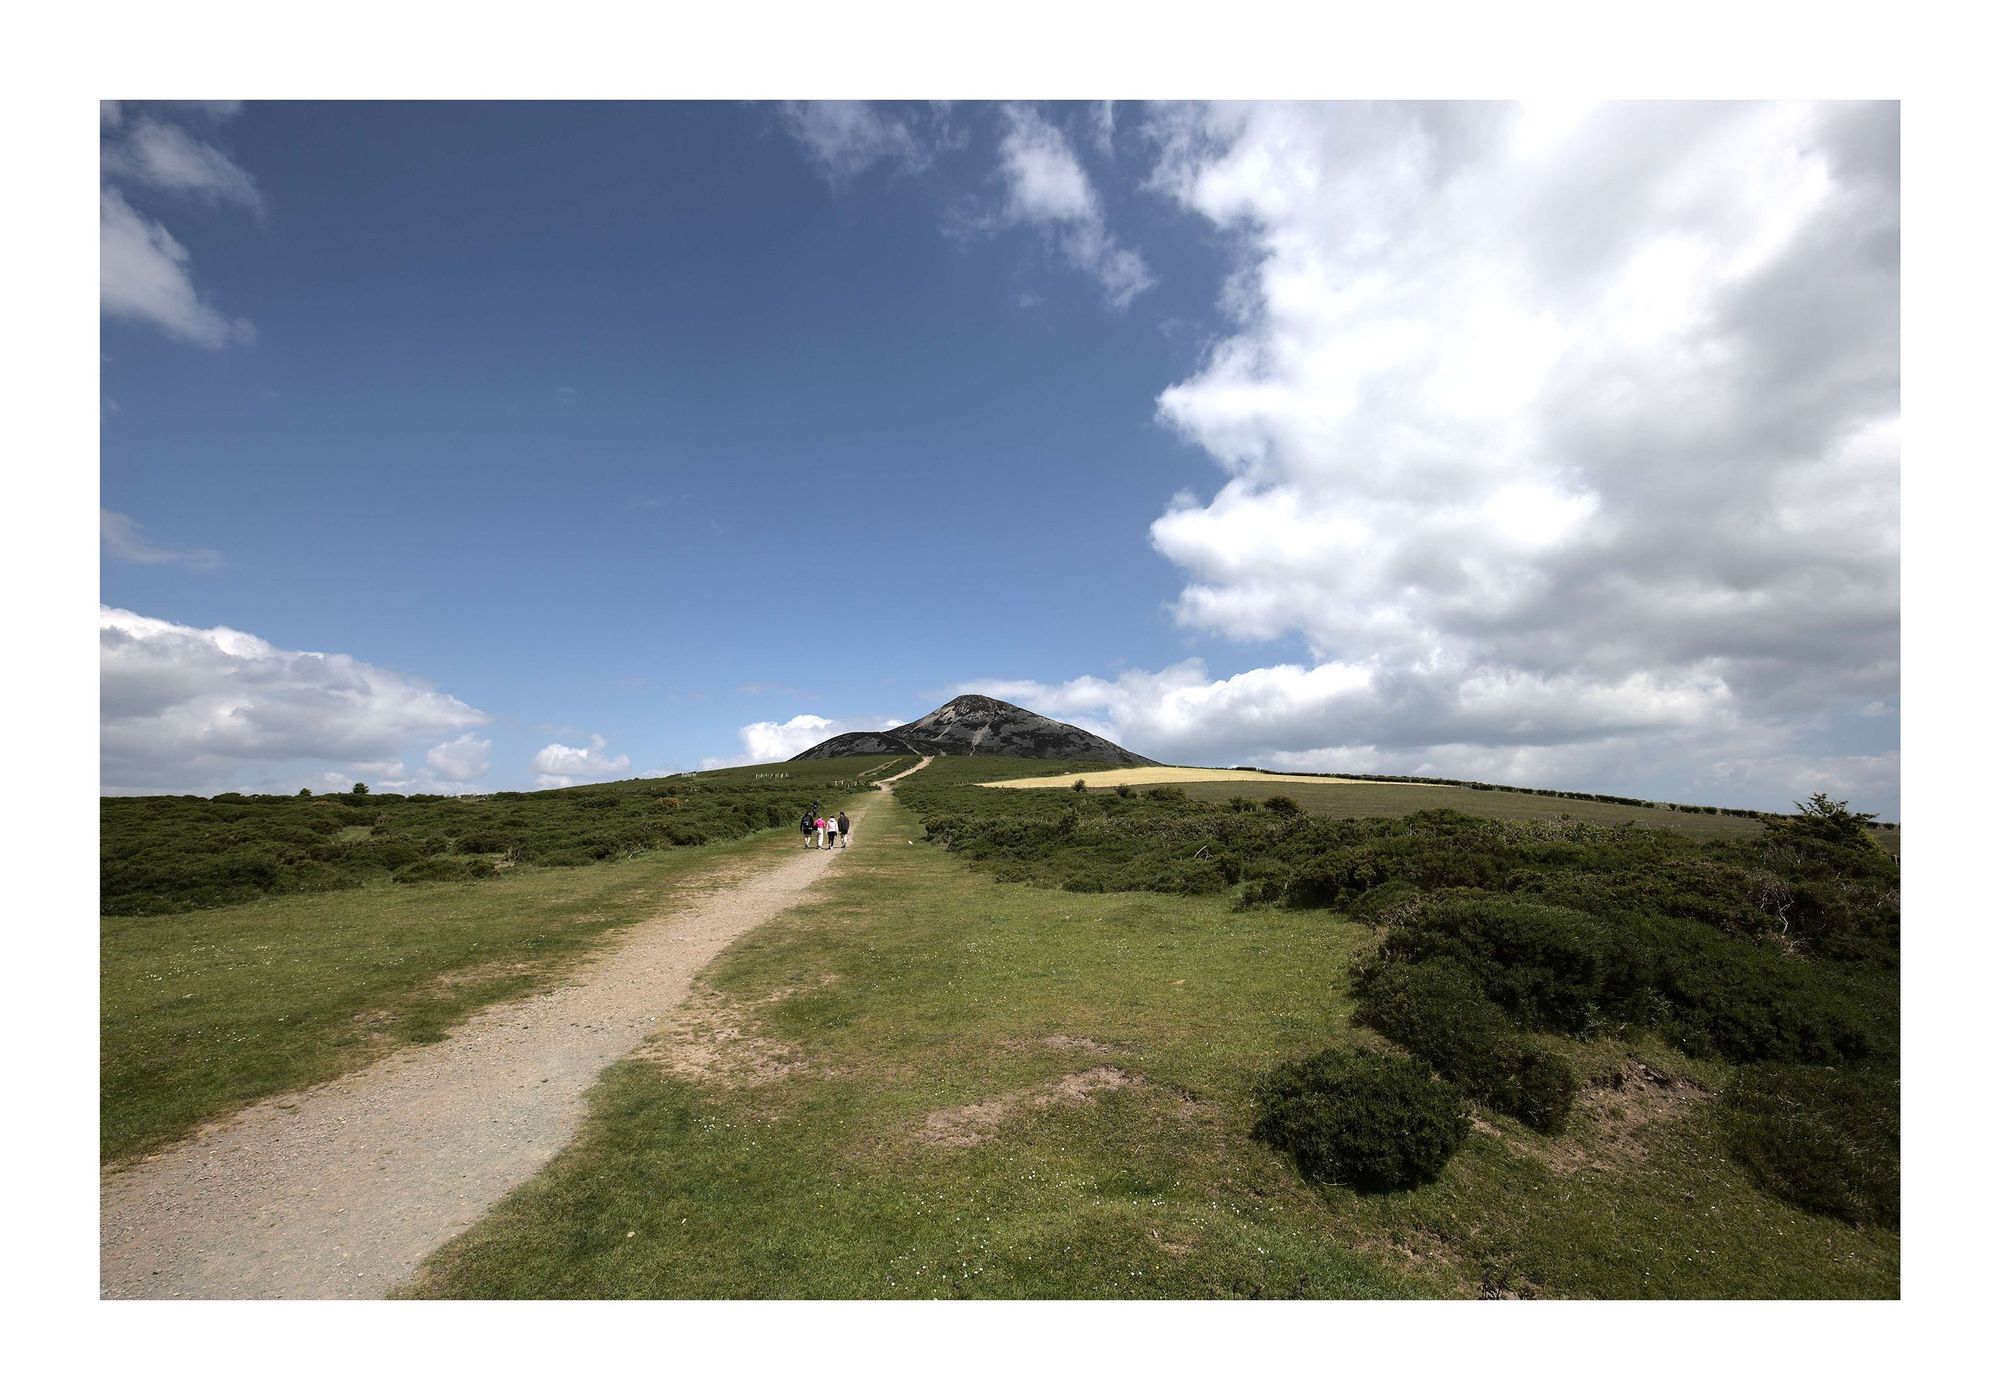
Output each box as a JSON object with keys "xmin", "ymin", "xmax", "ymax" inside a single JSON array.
[{"xmin": 101, "ymin": 768, "xmax": 922, "ymax": 1299}]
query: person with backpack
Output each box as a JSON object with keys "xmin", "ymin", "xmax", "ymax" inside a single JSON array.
[
  {"xmin": 800, "ymin": 810, "xmax": 816, "ymax": 849},
  {"xmin": 836, "ymin": 810, "xmax": 851, "ymax": 847}
]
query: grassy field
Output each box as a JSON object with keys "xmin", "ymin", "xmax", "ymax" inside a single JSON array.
[
  {"xmin": 1175, "ymin": 779, "xmax": 1771, "ymax": 839},
  {"xmin": 101, "ymin": 829, "xmax": 793, "ymax": 1165},
  {"xmin": 400, "ymin": 794, "xmax": 1896, "ymax": 1299},
  {"xmin": 986, "ymin": 765, "xmax": 1421, "ymax": 789},
  {"xmin": 101, "ymin": 757, "xmax": 885, "ymax": 918},
  {"xmin": 985, "ymin": 765, "xmax": 1773, "ymax": 840}
]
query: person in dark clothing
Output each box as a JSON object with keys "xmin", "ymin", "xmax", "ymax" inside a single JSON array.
[
  {"xmin": 836, "ymin": 811, "xmax": 851, "ymax": 847},
  {"xmin": 800, "ymin": 810, "xmax": 816, "ymax": 849}
]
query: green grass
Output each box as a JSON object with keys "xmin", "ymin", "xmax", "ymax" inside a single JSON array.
[
  {"xmin": 101, "ymin": 830, "xmax": 793, "ymax": 1165},
  {"xmin": 1174, "ymin": 778, "xmax": 1772, "ymax": 839},
  {"xmin": 101, "ymin": 761, "xmax": 881, "ymax": 917},
  {"xmin": 401, "ymin": 796, "xmax": 1897, "ymax": 1299}
]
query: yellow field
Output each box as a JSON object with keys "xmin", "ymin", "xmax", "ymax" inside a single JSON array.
[{"xmin": 980, "ymin": 765, "xmax": 1446, "ymax": 790}]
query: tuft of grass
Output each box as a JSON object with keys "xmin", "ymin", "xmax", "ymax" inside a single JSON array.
[{"xmin": 1722, "ymin": 1063, "xmax": 1900, "ymax": 1227}]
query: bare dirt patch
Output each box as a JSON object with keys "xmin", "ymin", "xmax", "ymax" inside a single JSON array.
[
  {"xmin": 915, "ymin": 1066, "xmax": 1134, "ymax": 1148},
  {"xmin": 635, "ymin": 987, "xmax": 808, "ymax": 1087},
  {"xmin": 1517, "ymin": 1058, "xmax": 1712, "ymax": 1176}
]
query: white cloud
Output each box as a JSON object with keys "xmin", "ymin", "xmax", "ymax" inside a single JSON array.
[
  {"xmin": 427, "ymin": 733, "xmax": 492, "ymax": 783},
  {"xmin": 995, "ymin": 106, "xmax": 1154, "ymax": 309},
  {"xmin": 100, "ymin": 510, "xmax": 224, "ymax": 569},
  {"xmin": 961, "ymin": 656, "xmax": 1896, "ymax": 815},
  {"xmin": 531, "ymin": 734, "xmax": 631, "ymax": 786},
  {"xmin": 100, "ymin": 104, "xmax": 259, "ymax": 348},
  {"xmin": 100, "ymin": 607, "xmax": 489, "ymax": 794},
  {"xmin": 700, "ymin": 712, "xmax": 907, "ymax": 771},
  {"xmin": 99, "ymin": 187, "xmax": 253, "ymax": 348},
  {"xmin": 781, "ymin": 101, "xmax": 938, "ymax": 182},
  {"xmin": 103, "ymin": 116, "xmax": 264, "ymax": 214},
  {"xmin": 1072, "ymin": 100, "xmax": 1901, "ymax": 813}
]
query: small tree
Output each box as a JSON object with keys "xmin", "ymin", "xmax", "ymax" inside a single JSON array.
[
  {"xmin": 1071, "ymin": 778, "xmax": 1087, "ymax": 792},
  {"xmin": 297, "ymin": 787, "xmax": 311, "ymax": 798},
  {"xmin": 1770, "ymin": 793, "xmax": 1878, "ymax": 848},
  {"xmin": 352, "ymin": 781, "xmax": 370, "ymax": 796}
]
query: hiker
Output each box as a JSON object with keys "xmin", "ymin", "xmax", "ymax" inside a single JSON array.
[
  {"xmin": 814, "ymin": 815, "xmax": 828, "ymax": 849},
  {"xmin": 800, "ymin": 810, "xmax": 815, "ymax": 849},
  {"xmin": 836, "ymin": 810, "xmax": 850, "ymax": 847}
]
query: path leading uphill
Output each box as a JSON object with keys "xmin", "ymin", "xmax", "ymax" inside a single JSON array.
[{"xmin": 101, "ymin": 759, "xmax": 928, "ymax": 1299}]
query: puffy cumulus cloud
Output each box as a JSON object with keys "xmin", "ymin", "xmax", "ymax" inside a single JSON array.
[
  {"xmin": 995, "ymin": 106, "xmax": 1154, "ymax": 309},
  {"xmin": 427, "ymin": 733, "xmax": 492, "ymax": 783},
  {"xmin": 964, "ymin": 658, "xmax": 1898, "ymax": 816},
  {"xmin": 100, "ymin": 607, "xmax": 490, "ymax": 795},
  {"xmin": 100, "ymin": 103, "xmax": 259, "ymax": 348},
  {"xmin": 781, "ymin": 101, "xmax": 949, "ymax": 182},
  {"xmin": 101, "ymin": 509, "xmax": 224, "ymax": 568},
  {"xmin": 531, "ymin": 735, "xmax": 631, "ymax": 788},
  {"xmin": 700, "ymin": 712, "xmax": 908, "ymax": 771},
  {"xmin": 1105, "ymin": 101, "xmax": 1897, "ymax": 813}
]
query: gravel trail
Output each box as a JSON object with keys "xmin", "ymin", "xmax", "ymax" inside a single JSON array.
[{"xmin": 101, "ymin": 769, "xmax": 919, "ymax": 1299}]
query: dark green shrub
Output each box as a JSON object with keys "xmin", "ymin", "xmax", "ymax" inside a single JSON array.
[
  {"xmin": 1355, "ymin": 960, "xmax": 1579, "ymax": 1132},
  {"xmin": 1379, "ymin": 895, "xmax": 1622, "ymax": 1034},
  {"xmin": 1507, "ymin": 1049, "xmax": 1581, "ymax": 1133},
  {"xmin": 1263, "ymin": 794, "xmax": 1303, "ymax": 816},
  {"xmin": 391, "ymin": 856, "xmax": 496, "ymax": 884},
  {"xmin": 1722, "ymin": 1063, "xmax": 1899, "ymax": 1226},
  {"xmin": 1348, "ymin": 879, "xmax": 1422, "ymax": 926},
  {"xmin": 332, "ymin": 838, "xmax": 426, "ymax": 871},
  {"xmin": 1071, "ymin": 778, "xmax": 1087, "ymax": 792},
  {"xmin": 1648, "ymin": 920, "xmax": 1874, "ymax": 1063},
  {"xmin": 1251, "ymin": 1048, "xmax": 1469, "ymax": 1191}
]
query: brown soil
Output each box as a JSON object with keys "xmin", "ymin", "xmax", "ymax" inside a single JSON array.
[{"xmin": 1516, "ymin": 1057, "xmax": 1712, "ymax": 1176}]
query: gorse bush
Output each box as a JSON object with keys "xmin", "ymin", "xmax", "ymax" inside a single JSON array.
[
  {"xmin": 1355, "ymin": 960, "xmax": 1578, "ymax": 1132},
  {"xmin": 896, "ymin": 778, "xmax": 1896, "ymax": 969},
  {"xmin": 1252, "ymin": 1048, "xmax": 1469, "ymax": 1192},
  {"xmin": 1367, "ymin": 893, "xmax": 1877, "ymax": 1066},
  {"xmin": 1376, "ymin": 896, "xmax": 1623, "ymax": 1034},
  {"xmin": 391, "ymin": 855, "xmax": 496, "ymax": 884},
  {"xmin": 895, "ymin": 761, "xmax": 1897, "ymax": 1225}
]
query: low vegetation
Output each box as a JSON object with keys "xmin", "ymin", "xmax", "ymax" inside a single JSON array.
[
  {"xmin": 100, "ymin": 757, "xmax": 886, "ymax": 917},
  {"xmin": 404, "ymin": 791, "xmax": 1896, "ymax": 1298},
  {"xmin": 101, "ymin": 833, "xmax": 786, "ymax": 1163},
  {"xmin": 1251, "ymin": 1048, "xmax": 1470, "ymax": 1191},
  {"xmin": 100, "ymin": 756, "xmax": 909, "ymax": 1163},
  {"xmin": 895, "ymin": 760, "xmax": 1899, "ymax": 1264}
]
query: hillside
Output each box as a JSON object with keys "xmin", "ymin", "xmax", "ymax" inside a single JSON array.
[{"xmin": 792, "ymin": 694, "xmax": 1154, "ymax": 766}]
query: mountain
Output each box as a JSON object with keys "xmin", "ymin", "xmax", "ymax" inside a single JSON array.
[{"xmin": 790, "ymin": 694, "xmax": 1154, "ymax": 766}]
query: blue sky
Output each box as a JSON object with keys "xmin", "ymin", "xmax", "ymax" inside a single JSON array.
[{"xmin": 100, "ymin": 100, "xmax": 1901, "ymax": 815}]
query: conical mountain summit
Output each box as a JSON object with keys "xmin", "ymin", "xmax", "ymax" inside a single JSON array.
[{"xmin": 790, "ymin": 694, "xmax": 1153, "ymax": 766}]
